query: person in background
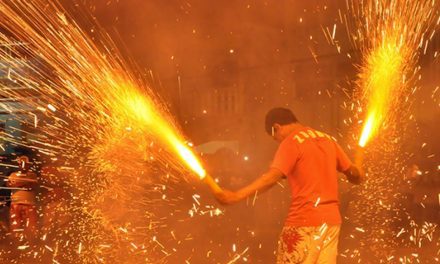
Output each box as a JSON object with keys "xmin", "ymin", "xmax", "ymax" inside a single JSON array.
[
  {"xmin": 211, "ymin": 107, "xmax": 365, "ymax": 264},
  {"xmin": 8, "ymin": 155, "xmax": 38, "ymax": 242}
]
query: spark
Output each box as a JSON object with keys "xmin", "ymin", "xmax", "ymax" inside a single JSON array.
[
  {"xmin": 314, "ymin": 197, "xmax": 321, "ymax": 207},
  {"xmin": 78, "ymin": 242, "xmax": 82, "ymax": 255},
  {"xmin": 47, "ymin": 104, "xmax": 57, "ymax": 112},
  {"xmin": 252, "ymin": 190, "xmax": 258, "ymax": 206},
  {"xmin": 355, "ymin": 227, "xmax": 365, "ymax": 233},
  {"xmin": 226, "ymin": 247, "xmax": 249, "ymax": 264},
  {"xmin": 17, "ymin": 245, "xmax": 30, "ymax": 250}
]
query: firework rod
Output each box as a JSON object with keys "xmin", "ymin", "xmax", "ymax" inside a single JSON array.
[{"xmin": 203, "ymin": 174, "xmax": 222, "ymax": 194}]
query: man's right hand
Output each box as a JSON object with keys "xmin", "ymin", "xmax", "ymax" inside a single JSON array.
[
  {"xmin": 344, "ymin": 165, "xmax": 365, "ymax": 185},
  {"xmin": 345, "ymin": 147, "xmax": 366, "ymax": 184}
]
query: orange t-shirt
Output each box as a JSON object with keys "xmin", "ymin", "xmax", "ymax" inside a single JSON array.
[{"xmin": 271, "ymin": 126, "xmax": 352, "ymax": 227}]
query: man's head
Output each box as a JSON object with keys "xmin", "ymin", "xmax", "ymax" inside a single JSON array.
[{"xmin": 265, "ymin": 107, "xmax": 298, "ymax": 142}]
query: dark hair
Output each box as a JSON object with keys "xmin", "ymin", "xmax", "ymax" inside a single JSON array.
[{"xmin": 265, "ymin": 107, "xmax": 298, "ymax": 134}]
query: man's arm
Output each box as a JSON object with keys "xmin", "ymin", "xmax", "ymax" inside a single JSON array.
[
  {"xmin": 343, "ymin": 147, "xmax": 366, "ymax": 185},
  {"xmin": 214, "ymin": 168, "xmax": 284, "ymax": 205},
  {"xmin": 214, "ymin": 137, "xmax": 297, "ymax": 205},
  {"xmin": 335, "ymin": 142, "xmax": 366, "ymax": 185}
]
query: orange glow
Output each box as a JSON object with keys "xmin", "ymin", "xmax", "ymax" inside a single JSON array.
[
  {"xmin": 358, "ymin": 39, "xmax": 407, "ymax": 147},
  {"xmin": 354, "ymin": 0, "xmax": 437, "ymax": 148},
  {"xmin": 359, "ymin": 113, "xmax": 375, "ymax": 147},
  {"xmin": 119, "ymin": 85, "xmax": 206, "ymax": 179},
  {"xmin": 173, "ymin": 141, "xmax": 206, "ymax": 178}
]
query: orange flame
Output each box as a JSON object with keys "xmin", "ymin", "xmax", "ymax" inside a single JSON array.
[
  {"xmin": 354, "ymin": 0, "xmax": 437, "ymax": 148},
  {"xmin": 358, "ymin": 35, "xmax": 407, "ymax": 147},
  {"xmin": 121, "ymin": 87, "xmax": 206, "ymax": 179}
]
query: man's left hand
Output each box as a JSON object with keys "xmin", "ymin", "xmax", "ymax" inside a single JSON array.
[{"xmin": 214, "ymin": 189, "xmax": 241, "ymax": 205}]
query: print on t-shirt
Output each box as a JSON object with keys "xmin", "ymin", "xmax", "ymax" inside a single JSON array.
[{"xmin": 293, "ymin": 129, "xmax": 335, "ymax": 144}]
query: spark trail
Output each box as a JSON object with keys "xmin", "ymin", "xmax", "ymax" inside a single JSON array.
[
  {"xmin": 343, "ymin": 0, "xmax": 439, "ymax": 262},
  {"xmin": 0, "ymin": 0, "xmax": 207, "ymax": 262},
  {"xmin": 353, "ymin": 0, "xmax": 439, "ymax": 147}
]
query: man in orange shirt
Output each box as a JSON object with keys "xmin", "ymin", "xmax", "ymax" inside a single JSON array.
[{"xmin": 213, "ymin": 107, "xmax": 364, "ymax": 264}]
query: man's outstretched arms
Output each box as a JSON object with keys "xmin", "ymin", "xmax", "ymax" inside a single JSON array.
[{"xmin": 214, "ymin": 168, "xmax": 284, "ymax": 205}]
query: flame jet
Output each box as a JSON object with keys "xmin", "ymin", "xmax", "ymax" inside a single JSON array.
[{"xmin": 353, "ymin": 0, "xmax": 438, "ymax": 147}]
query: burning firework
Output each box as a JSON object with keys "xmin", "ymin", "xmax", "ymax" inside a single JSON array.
[
  {"xmin": 0, "ymin": 0, "xmax": 214, "ymax": 262},
  {"xmin": 342, "ymin": 0, "xmax": 439, "ymax": 262},
  {"xmin": 353, "ymin": 0, "xmax": 439, "ymax": 147}
]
